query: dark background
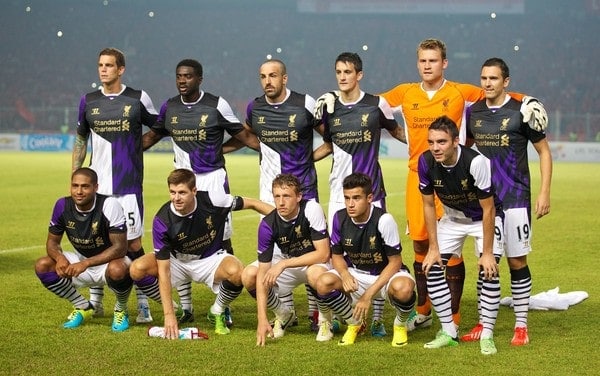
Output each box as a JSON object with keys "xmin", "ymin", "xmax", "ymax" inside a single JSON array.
[{"xmin": 2, "ymin": 0, "xmax": 598, "ymax": 140}]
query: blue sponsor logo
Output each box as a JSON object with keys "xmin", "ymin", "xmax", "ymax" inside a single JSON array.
[{"xmin": 21, "ymin": 134, "xmax": 74, "ymax": 151}]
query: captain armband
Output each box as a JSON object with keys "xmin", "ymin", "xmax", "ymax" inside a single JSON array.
[{"xmin": 231, "ymin": 196, "xmax": 245, "ymax": 211}]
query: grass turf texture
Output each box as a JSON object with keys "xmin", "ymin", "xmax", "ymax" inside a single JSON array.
[{"xmin": 0, "ymin": 152, "xmax": 597, "ymax": 375}]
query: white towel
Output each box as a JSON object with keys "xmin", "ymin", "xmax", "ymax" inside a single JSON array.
[{"xmin": 500, "ymin": 287, "xmax": 588, "ymax": 311}]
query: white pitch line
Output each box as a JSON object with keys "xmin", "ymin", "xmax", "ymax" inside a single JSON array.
[{"xmin": 0, "ymin": 245, "xmax": 43, "ymax": 254}]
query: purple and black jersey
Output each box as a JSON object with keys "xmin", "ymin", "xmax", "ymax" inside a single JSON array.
[
  {"xmin": 152, "ymin": 190, "xmax": 242, "ymax": 261},
  {"xmin": 257, "ymin": 199, "xmax": 328, "ymax": 263},
  {"xmin": 330, "ymin": 206, "xmax": 401, "ymax": 276},
  {"xmin": 467, "ymin": 97, "xmax": 546, "ymax": 210},
  {"xmin": 48, "ymin": 194, "xmax": 126, "ymax": 258},
  {"xmin": 151, "ymin": 91, "xmax": 244, "ymax": 174},
  {"xmin": 418, "ymin": 145, "xmax": 503, "ymax": 221},
  {"xmin": 323, "ymin": 92, "xmax": 398, "ymax": 203},
  {"xmin": 77, "ymin": 85, "xmax": 157, "ymax": 196},
  {"xmin": 246, "ymin": 89, "xmax": 319, "ymax": 201}
]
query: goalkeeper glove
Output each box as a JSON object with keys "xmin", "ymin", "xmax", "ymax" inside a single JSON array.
[
  {"xmin": 520, "ymin": 96, "xmax": 548, "ymax": 132},
  {"xmin": 313, "ymin": 91, "xmax": 339, "ymax": 120}
]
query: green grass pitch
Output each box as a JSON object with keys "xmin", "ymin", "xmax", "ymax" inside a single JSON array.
[{"xmin": 0, "ymin": 152, "xmax": 597, "ymax": 375}]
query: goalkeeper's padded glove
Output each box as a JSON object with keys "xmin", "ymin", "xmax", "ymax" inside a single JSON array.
[
  {"xmin": 520, "ymin": 96, "xmax": 548, "ymax": 132},
  {"xmin": 313, "ymin": 91, "xmax": 339, "ymax": 120}
]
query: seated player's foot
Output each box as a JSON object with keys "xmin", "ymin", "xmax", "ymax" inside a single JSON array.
[
  {"xmin": 391, "ymin": 324, "xmax": 408, "ymax": 347},
  {"xmin": 272, "ymin": 309, "xmax": 297, "ymax": 339},
  {"xmin": 63, "ymin": 306, "xmax": 94, "ymax": 329},
  {"xmin": 370, "ymin": 319, "xmax": 387, "ymax": 338},
  {"xmin": 112, "ymin": 310, "xmax": 129, "ymax": 332},
  {"xmin": 406, "ymin": 310, "xmax": 433, "ymax": 332},
  {"xmin": 136, "ymin": 302, "xmax": 153, "ymax": 324},
  {"xmin": 316, "ymin": 321, "xmax": 334, "ymax": 342},
  {"xmin": 338, "ymin": 321, "xmax": 366, "ymax": 346}
]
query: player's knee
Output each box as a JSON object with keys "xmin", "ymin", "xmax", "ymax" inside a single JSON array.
[
  {"xmin": 106, "ymin": 259, "xmax": 129, "ymax": 280},
  {"xmin": 389, "ymin": 277, "xmax": 415, "ymax": 301},
  {"xmin": 305, "ymin": 265, "xmax": 326, "ymax": 286},
  {"xmin": 220, "ymin": 256, "xmax": 244, "ymax": 283},
  {"xmin": 129, "ymin": 259, "xmax": 148, "ymax": 280},
  {"xmin": 34, "ymin": 256, "xmax": 56, "ymax": 273},
  {"xmin": 507, "ymin": 256, "xmax": 527, "ymax": 270},
  {"xmin": 315, "ymin": 273, "xmax": 337, "ymax": 295},
  {"xmin": 241, "ymin": 265, "xmax": 257, "ymax": 290}
]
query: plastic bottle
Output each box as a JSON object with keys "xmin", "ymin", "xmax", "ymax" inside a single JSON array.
[{"xmin": 148, "ymin": 326, "xmax": 209, "ymax": 340}]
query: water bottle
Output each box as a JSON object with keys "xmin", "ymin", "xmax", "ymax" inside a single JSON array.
[{"xmin": 148, "ymin": 326, "xmax": 208, "ymax": 340}]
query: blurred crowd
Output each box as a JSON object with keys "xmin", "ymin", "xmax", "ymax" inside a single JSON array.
[{"xmin": 1, "ymin": 0, "xmax": 598, "ymax": 140}]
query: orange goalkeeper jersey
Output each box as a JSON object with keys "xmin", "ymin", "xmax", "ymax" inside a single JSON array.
[{"xmin": 381, "ymin": 80, "xmax": 485, "ymax": 172}]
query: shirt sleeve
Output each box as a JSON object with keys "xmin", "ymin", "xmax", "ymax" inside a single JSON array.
[
  {"xmin": 377, "ymin": 212, "xmax": 402, "ymax": 255},
  {"xmin": 470, "ymin": 153, "xmax": 494, "ymax": 198},
  {"xmin": 102, "ymin": 197, "xmax": 127, "ymax": 233}
]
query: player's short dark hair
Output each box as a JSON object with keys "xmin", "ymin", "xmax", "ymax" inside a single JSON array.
[
  {"xmin": 99, "ymin": 47, "xmax": 125, "ymax": 67},
  {"xmin": 482, "ymin": 57, "xmax": 510, "ymax": 79},
  {"xmin": 335, "ymin": 52, "xmax": 363, "ymax": 73},
  {"xmin": 272, "ymin": 173, "xmax": 301, "ymax": 195},
  {"xmin": 342, "ymin": 173, "xmax": 372, "ymax": 195},
  {"xmin": 262, "ymin": 59, "xmax": 287, "ymax": 75},
  {"xmin": 72, "ymin": 167, "xmax": 98, "ymax": 185},
  {"xmin": 167, "ymin": 169, "xmax": 196, "ymax": 190},
  {"xmin": 418, "ymin": 38, "xmax": 447, "ymax": 60},
  {"xmin": 429, "ymin": 115, "xmax": 459, "ymax": 139},
  {"xmin": 177, "ymin": 59, "xmax": 203, "ymax": 78}
]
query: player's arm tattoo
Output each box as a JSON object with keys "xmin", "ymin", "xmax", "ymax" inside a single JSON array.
[{"xmin": 71, "ymin": 134, "xmax": 88, "ymax": 171}]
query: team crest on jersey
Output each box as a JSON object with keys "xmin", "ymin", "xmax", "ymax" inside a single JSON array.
[
  {"xmin": 500, "ymin": 118, "xmax": 510, "ymax": 131},
  {"xmin": 95, "ymin": 236, "xmax": 105, "ymax": 247},
  {"xmin": 67, "ymin": 220, "xmax": 76, "ymax": 229},
  {"xmin": 123, "ymin": 105, "xmax": 131, "ymax": 118},
  {"xmin": 294, "ymin": 225, "xmax": 302, "ymax": 237},
  {"xmin": 199, "ymin": 114, "xmax": 209, "ymax": 127},
  {"xmin": 91, "ymin": 221, "xmax": 99, "ymax": 236},
  {"xmin": 369, "ymin": 235, "xmax": 376, "ymax": 249},
  {"xmin": 333, "ymin": 118, "xmax": 342, "ymax": 127},
  {"xmin": 288, "ymin": 114, "xmax": 296, "ymax": 128},
  {"xmin": 257, "ymin": 116, "xmax": 266, "ymax": 125},
  {"xmin": 290, "ymin": 130, "xmax": 298, "ymax": 142},
  {"xmin": 122, "ymin": 119, "xmax": 130, "ymax": 131},
  {"xmin": 442, "ymin": 99, "xmax": 450, "ymax": 111},
  {"xmin": 360, "ymin": 113, "xmax": 369, "ymax": 127},
  {"xmin": 91, "ymin": 108, "xmax": 100, "ymax": 115},
  {"xmin": 461, "ymin": 179, "xmax": 469, "ymax": 190},
  {"xmin": 170, "ymin": 116, "xmax": 178, "ymax": 125},
  {"xmin": 206, "ymin": 216, "xmax": 213, "ymax": 229},
  {"xmin": 474, "ymin": 120, "xmax": 483, "ymax": 128}
]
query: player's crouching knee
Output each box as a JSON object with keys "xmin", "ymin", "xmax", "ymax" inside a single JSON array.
[{"xmin": 388, "ymin": 276, "xmax": 416, "ymax": 302}]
